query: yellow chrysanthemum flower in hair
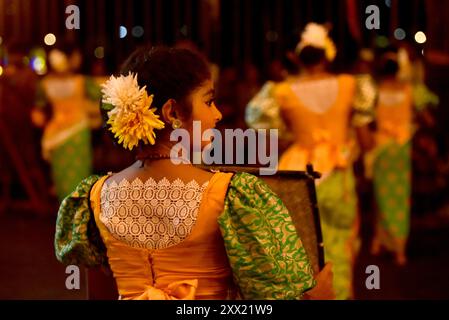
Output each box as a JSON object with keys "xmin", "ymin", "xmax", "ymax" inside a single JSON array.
[{"xmin": 101, "ymin": 72, "xmax": 165, "ymax": 150}]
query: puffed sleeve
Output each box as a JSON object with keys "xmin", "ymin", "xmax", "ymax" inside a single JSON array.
[
  {"xmin": 218, "ymin": 172, "xmax": 316, "ymax": 300},
  {"xmin": 245, "ymin": 81, "xmax": 287, "ymax": 134},
  {"xmin": 54, "ymin": 175, "xmax": 109, "ymax": 268},
  {"xmin": 413, "ymin": 82, "xmax": 439, "ymax": 111},
  {"xmin": 351, "ymin": 74, "xmax": 377, "ymax": 127}
]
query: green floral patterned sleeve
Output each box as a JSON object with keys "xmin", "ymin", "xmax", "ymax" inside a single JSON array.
[
  {"xmin": 54, "ymin": 175, "xmax": 109, "ymax": 268},
  {"xmin": 245, "ymin": 82, "xmax": 285, "ymax": 131},
  {"xmin": 352, "ymin": 74, "xmax": 377, "ymax": 128},
  {"xmin": 218, "ymin": 172, "xmax": 316, "ymax": 300}
]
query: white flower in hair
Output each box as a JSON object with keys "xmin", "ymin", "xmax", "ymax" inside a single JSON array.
[
  {"xmin": 101, "ymin": 72, "xmax": 165, "ymax": 150},
  {"xmin": 296, "ymin": 22, "xmax": 337, "ymax": 62}
]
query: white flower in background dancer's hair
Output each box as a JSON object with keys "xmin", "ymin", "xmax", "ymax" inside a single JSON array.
[
  {"xmin": 296, "ymin": 22, "xmax": 337, "ymax": 62},
  {"xmin": 101, "ymin": 72, "xmax": 165, "ymax": 150}
]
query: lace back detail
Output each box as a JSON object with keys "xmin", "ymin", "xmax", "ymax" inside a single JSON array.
[
  {"xmin": 100, "ymin": 177, "xmax": 209, "ymax": 250},
  {"xmin": 290, "ymin": 77, "xmax": 339, "ymax": 113}
]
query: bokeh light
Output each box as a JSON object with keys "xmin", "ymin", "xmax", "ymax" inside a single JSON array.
[
  {"xmin": 30, "ymin": 47, "xmax": 47, "ymax": 59},
  {"xmin": 375, "ymin": 35, "xmax": 389, "ymax": 48},
  {"xmin": 0, "ymin": 65, "xmax": 3, "ymax": 76},
  {"xmin": 44, "ymin": 33, "xmax": 56, "ymax": 46},
  {"xmin": 132, "ymin": 26, "xmax": 144, "ymax": 38},
  {"xmin": 394, "ymin": 28, "xmax": 406, "ymax": 41},
  {"xmin": 119, "ymin": 26, "xmax": 127, "ymax": 38},
  {"xmin": 31, "ymin": 56, "xmax": 47, "ymax": 75},
  {"xmin": 266, "ymin": 31, "xmax": 279, "ymax": 42},
  {"xmin": 415, "ymin": 31, "xmax": 427, "ymax": 44},
  {"xmin": 94, "ymin": 46, "xmax": 105, "ymax": 59}
]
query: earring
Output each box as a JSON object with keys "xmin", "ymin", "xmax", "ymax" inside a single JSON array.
[{"xmin": 172, "ymin": 119, "xmax": 182, "ymax": 129}]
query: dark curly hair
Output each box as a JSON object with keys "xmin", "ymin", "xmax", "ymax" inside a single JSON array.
[
  {"xmin": 297, "ymin": 45, "xmax": 327, "ymax": 67},
  {"xmin": 377, "ymin": 55, "xmax": 399, "ymax": 78},
  {"xmin": 100, "ymin": 46, "xmax": 211, "ymax": 149}
]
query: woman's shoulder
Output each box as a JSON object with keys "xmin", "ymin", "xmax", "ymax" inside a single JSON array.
[
  {"xmin": 337, "ymin": 73, "xmax": 356, "ymax": 88},
  {"xmin": 229, "ymin": 172, "xmax": 275, "ymax": 193},
  {"xmin": 273, "ymin": 79, "xmax": 293, "ymax": 96},
  {"xmin": 104, "ymin": 162, "xmax": 224, "ymax": 187},
  {"xmin": 272, "ymin": 79, "xmax": 299, "ymax": 107}
]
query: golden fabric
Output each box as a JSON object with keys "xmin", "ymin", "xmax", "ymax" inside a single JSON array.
[
  {"xmin": 274, "ymin": 75, "xmax": 359, "ymax": 299},
  {"xmin": 375, "ymin": 84, "xmax": 413, "ymax": 146},
  {"xmin": 90, "ymin": 172, "xmax": 236, "ymax": 300},
  {"xmin": 274, "ymin": 75, "xmax": 356, "ymax": 174}
]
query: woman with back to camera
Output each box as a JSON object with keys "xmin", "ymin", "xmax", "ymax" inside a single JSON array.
[
  {"xmin": 32, "ymin": 44, "xmax": 100, "ymax": 202},
  {"xmin": 369, "ymin": 52, "xmax": 414, "ymax": 266},
  {"xmin": 55, "ymin": 46, "xmax": 334, "ymax": 300},
  {"xmin": 273, "ymin": 23, "xmax": 374, "ymax": 300}
]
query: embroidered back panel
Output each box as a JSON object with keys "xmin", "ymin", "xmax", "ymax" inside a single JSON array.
[
  {"xmin": 290, "ymin": 77, "xmax": 339, "ymax": 114},
  {"xmin": 100, "ymin": 177, "xmax": 209, "ymax": 250}
]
